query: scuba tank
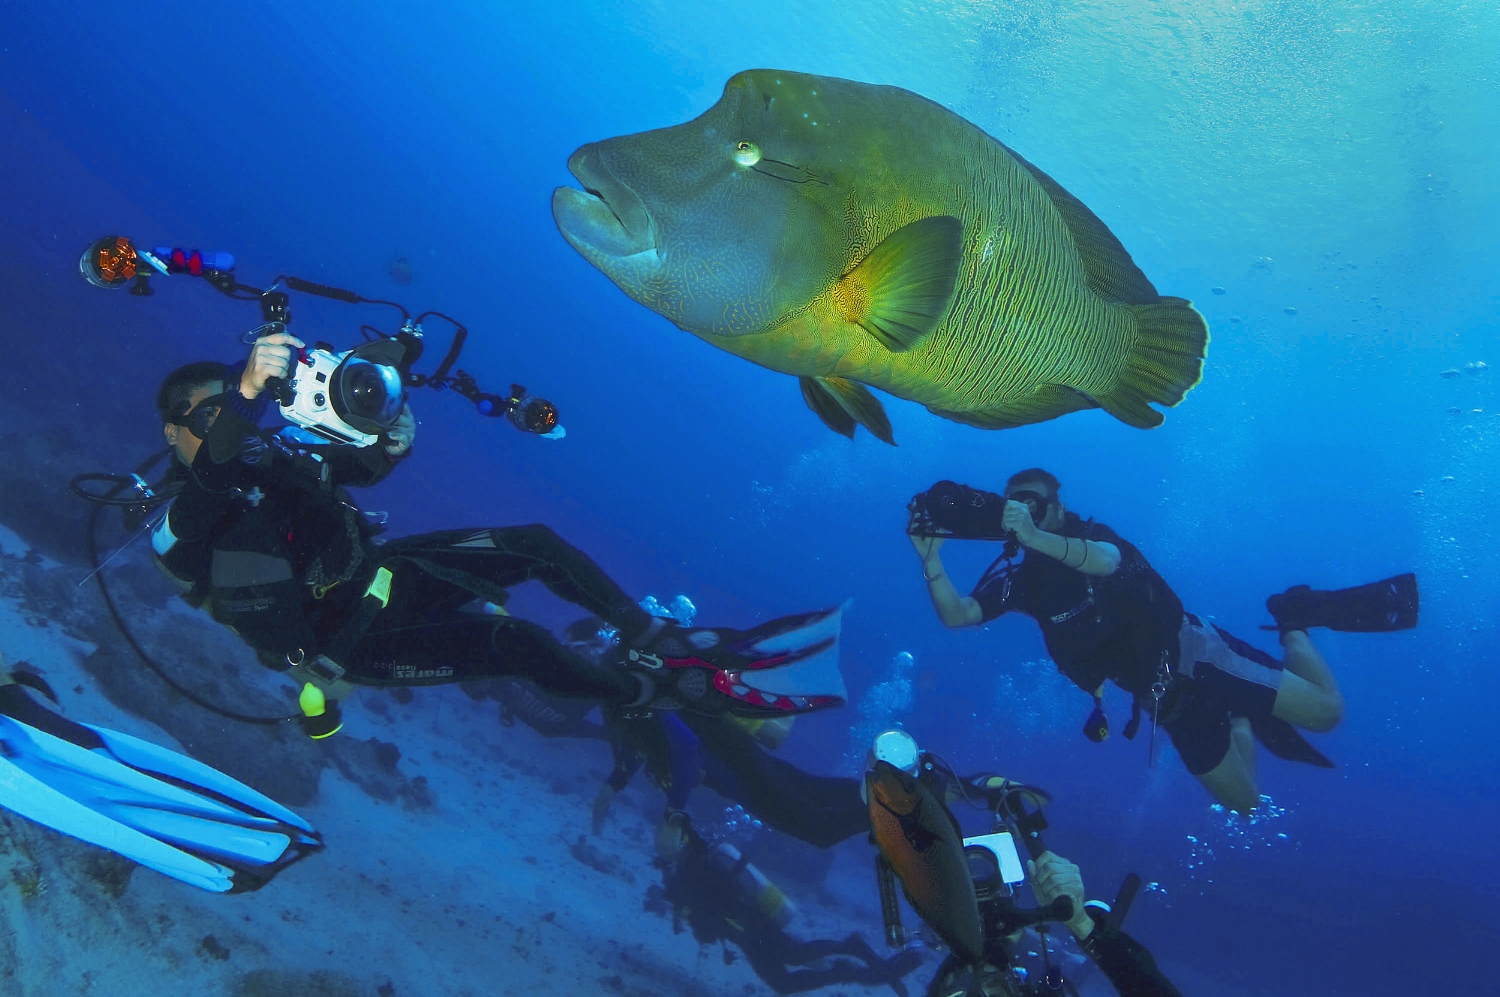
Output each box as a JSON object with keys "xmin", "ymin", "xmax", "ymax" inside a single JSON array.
[{"xmin": 708, "ymin": 841, "xmax": 799, "ymax": 930}]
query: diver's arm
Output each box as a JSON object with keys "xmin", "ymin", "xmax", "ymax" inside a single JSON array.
[
  {"xmin": 1003, "ymin": 504, "xmax": 1120, "ymax": 576},
  {"xmin": 1077, "ymin": 911, "xmax": 1185, "ymax": 997},
  {"xmin": 237, "ymin": 332, "xmax": 304, "ymax": 401},
  {"xmin": 1028, "ymin": 852, "xmax": 1096, "ymax": 939},
  {"xmin": 910, "ymin": 535, "xmax": 983, "ymax": 627},
  {"xmin": 1030, "ymin": 853, "xmax": 1183, "ymax": 997},
  {"xmin": 326, "ymin": 405, "xmax": 414, "ymax": 487},
  {"xmin": 328, "ymin": 441, "xmax": 405, "ymax": 487}
]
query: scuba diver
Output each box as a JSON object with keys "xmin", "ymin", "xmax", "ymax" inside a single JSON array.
[
  {"xmin": 147, "ymin": 335, "xmax": 848, "ymax": 738},
  {"xmin": 0, "ymin": 657, "xmax": 321, "ymax": 893},
  {"xmin": 908, "ymin": 469, "xmax": 1419, "ymax": 812},
  {"xmin": 483, "ymin": 614, "xmax": 869, "ymax": 850},
  {"xmin": 649, "ymin": 814, "xmax": 924, "ymax": 995},
  {"xmin": 595, "ymin": 705, "xmax": 870, "ymax": 850},
  {"xmin": 864, "ymin": 730, "xmax": 1183, "ymax": 997}
]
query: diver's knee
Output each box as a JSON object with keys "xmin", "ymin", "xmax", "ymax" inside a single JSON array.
[
  {"xmin": 1227, "ymin": 789, "xmax": 1261, "ymax": 814},
  {"xmin": 1305, "ymin": 693, "xmax": 1345, "ymax": 733},
  {"xmin": 1210, "ymin": 777, "xmax": 1260, "ymax": 814}
]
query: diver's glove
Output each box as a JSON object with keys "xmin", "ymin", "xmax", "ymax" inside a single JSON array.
[{"xmin": 297, "ymin": 682, "xmax": 344, "ymax": 740}]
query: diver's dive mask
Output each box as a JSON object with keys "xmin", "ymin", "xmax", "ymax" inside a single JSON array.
[
  {"xmin": 1005, "ymin": 488, "xmax": 1052, "ymax": 523},
  {"xmin": 170, "ymin": 393, "xmax": 226, "ymax": 440}
]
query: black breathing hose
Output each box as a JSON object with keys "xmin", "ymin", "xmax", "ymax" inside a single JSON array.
[{"xmin": 73, "ymin": 470, "xmax": 298, "ymax": 727}]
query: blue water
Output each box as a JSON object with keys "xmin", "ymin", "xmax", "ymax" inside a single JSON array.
[{"xmin": 2, "ymin": 2, "xmax": 1497, "ymax": 994}]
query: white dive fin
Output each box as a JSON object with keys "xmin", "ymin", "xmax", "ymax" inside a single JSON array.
[{"xmin": 738, "ymin": 603, "xmax": 849, "ymax": 701}]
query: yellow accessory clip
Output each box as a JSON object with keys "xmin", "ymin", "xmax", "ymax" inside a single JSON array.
[{"xmin": 366, "ymin": 566, "xmax": 394, "ymax": 608}]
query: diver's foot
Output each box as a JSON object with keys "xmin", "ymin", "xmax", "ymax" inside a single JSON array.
[
  {"xmin": 620, "ymin": 652, "xmax": 730, "ymax": 715},
  {"xmin": 635, "ymin": 620, "xmax": 736, "ymax": 667},
  {"xmin": 619, "ymin": 648, "xmax": 843, "ymax": 718},
  {"xmin": 1265, "ymin": 584, "xmax": 1318, "ymax": 636},
  {"xmin": 624, "ymin": 608, "xmax": 849, "ymax": 717}
]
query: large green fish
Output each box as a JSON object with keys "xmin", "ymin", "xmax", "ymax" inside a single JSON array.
[{"xmin": 553, "ymin": 70, "xmax": 1209, "ymax": 444}]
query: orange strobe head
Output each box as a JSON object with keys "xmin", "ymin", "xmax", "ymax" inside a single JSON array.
[{"xmin": 80, "ymin": 235, "xmax": 138, "ymax": 289}]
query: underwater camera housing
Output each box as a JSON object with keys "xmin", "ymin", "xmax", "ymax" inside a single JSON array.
[
  {"xmin": 963, "ymin": 831, "xmax": 1027, "ymax": 897},
  {"xmin": 79, "ymin": 233, "xmax": 564, "ymax": 446},
  {"xmin": 907, "ymin": 480, "xmax": 1013, "ymax": 541},
  {"xmin": 280, "ymin": 342, "xmax": 406, "ymax": 447}
]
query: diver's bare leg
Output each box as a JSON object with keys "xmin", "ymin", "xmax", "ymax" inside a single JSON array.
[
  {"xmin": 1232, "ymin": 715, "xmax": 1256, "ymax": 783},
  {"xmin": 1271, "ymin": 631, "xmax": 1344, "ymax": 733},
  {"xmin": 1196, "ymin": 720, "xmax": 1259, "ymax": 813}
]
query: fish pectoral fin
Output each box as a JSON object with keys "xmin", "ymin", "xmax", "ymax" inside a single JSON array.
[
  {"xmin": 800, "ymin": 376, "xmax": 896, "ymax": 445},
  {"xmin": 929, "ymin": 384, "xmax": 1096, "ymax": 430},
  {"xmin": 800, "ymin": 377, "xmax": 856, "ymax": 438},
  {"xmin": 835, "ymin": 216, "xmax": 962, "ymax": 352}
]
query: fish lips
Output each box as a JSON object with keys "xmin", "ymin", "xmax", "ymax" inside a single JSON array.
[{"xmin": 553, "ymin": 143, "xmax": 657, "ymax": 263}]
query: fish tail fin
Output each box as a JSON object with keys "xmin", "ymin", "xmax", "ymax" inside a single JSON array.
[{"xmin": 1099, "ymin": 297, "xmax": 1209, "ymax": 428}]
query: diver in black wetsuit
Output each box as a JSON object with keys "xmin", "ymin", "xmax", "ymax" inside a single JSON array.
[
  {"xmin": 595, "ymin": 707, "xmax": 869, "ymax": 850},
  {"xmin": 650, "ymin": 818, "xmax": 924, "ymax": 996},
  {"xmin": 480, "ymin": 617, "xmax": 868, "ymax": 850},
  {"xmin": 149, "ymin": 336, "xmax": 845, "ymax": 737},
  {"xmin": 910, "ymin": 468, "xmax": 1416, "ymax": 813}
]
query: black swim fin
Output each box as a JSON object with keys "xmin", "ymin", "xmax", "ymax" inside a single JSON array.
[
  {"xmin": 1248, "ymin": 713, "xmax": 1334, "ymax": 769},
  {"xmin": 1265, "ymin": 573, "xmax": 1418, "ymax": 635}
]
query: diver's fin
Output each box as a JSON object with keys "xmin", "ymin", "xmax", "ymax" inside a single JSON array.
[
  {"xmin": 1096, "ymin": 297, "xmax": 1209, "ymax": 428},
  {"xmin": 1248, "ymin": 713, "xmax": 1335, "ymax": 768},
  {"xmin": 1265, "ymin": 574, "xmax": 1419, "ymax": 634},
  {"xmin": 638, "ymin": 605, "xmax": 849, "ymax": 718},
  {"xmin": 0, "ymin": 687, "xmax": 322, "ymax": 893},
  {"xmin": 1001, "ymin": 142, "xmax": 1160, "ymax": 305},
  {"xmin": 800, "ymin": 376, "xmax": 895, "ymax": 444},
  {"xmin": 727, "ymin": 603, "xmax": 848, "ymax": 704},
  {"xmin": 929, "ymin": 383, "xmax": 1097, "ymax": 430},
  {"xmin": 835, "ymin": 216, "xmax": 962, "ymax": 352}
]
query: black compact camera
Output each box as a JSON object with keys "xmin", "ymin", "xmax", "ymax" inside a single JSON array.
[{"xmin": 907, "ymin": 480, "xmax": 1013, "ymax": 541}]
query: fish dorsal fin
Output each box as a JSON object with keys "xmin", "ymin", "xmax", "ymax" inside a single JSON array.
[
  {"xmin": 834, "ymin": 216, "xmax": 962, "ymax": 352},
  {"xmin": 1001, "ymin": 143, "xmax": 1160, "ymax": 305},
  {"xmin": 799, "ymin": 376, "xmax": 896, "ymax": 445}
]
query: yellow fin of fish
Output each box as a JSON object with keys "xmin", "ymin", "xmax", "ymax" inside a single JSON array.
[
  {"xmin": 799, "ymin": 376, "xmax": 895, "ymax": 445},
  {"xmin": 1002, "ymin": 143, "xmax": 1160, "ymax": 306},
  {"xmin": 929, "ymin": 383, "xmax": 1098, "ymax": 431},
  {"xmin": 833, "ymin": 216, "xmax": 962, "ymax": 352},
  {"xmin": 1100, "ymin": 297, "xmax": 1211, "ymax": 428}
]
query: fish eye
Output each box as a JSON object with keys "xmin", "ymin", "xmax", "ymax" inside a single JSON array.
[{"xmin": 733, "ymin": 140, "xmax": 762, "ymax": 167}]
